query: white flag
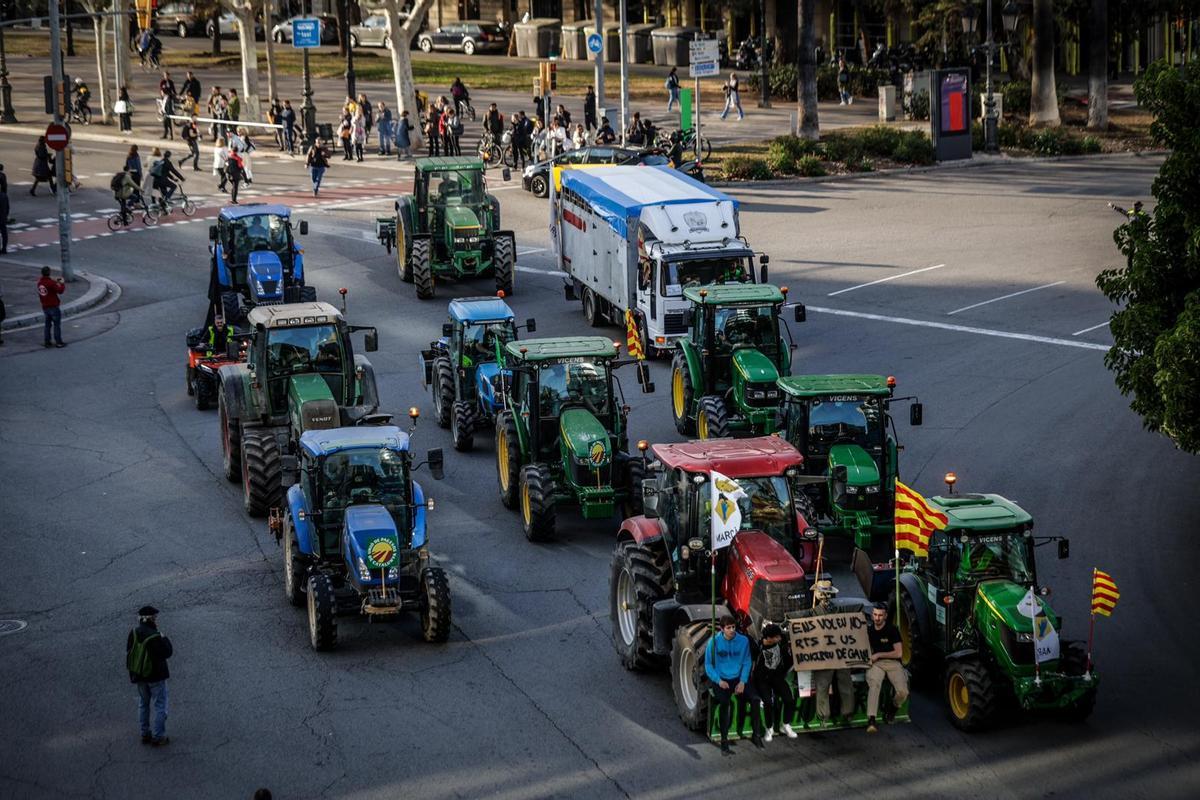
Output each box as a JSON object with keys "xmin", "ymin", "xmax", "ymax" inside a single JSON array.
[
  {"xmin": 1017, "ymin": 588, "xmax": 1041, "ymax": 619},
  {"xmin": 710, "ymin": 470, "xmax": 746, "ymax": 550},
  {"xmin": 1033, "ymin": 613, "xmax": 1061, "ymax": 664}
]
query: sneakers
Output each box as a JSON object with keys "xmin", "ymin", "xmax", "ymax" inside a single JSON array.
[
  {"xmin": 782, "ymin": 723, "xmax": 798, "ymax": 739},
  {"xmin": 55, "ymin": 342, "xmax": 67, "ymax": 348},
  {"xmin": 763, "ymin": 728, "xmax": 773, "ymax": 743},
  {"xmin": 150, "ymin": 736, "xmax": 170, "ymax": 747},
  {"xmin": 839, "ymin": 100, "xmax": 846, "ymax": 106},
  {"xmin": 866, "ymin": 716, "xmax": 878, "ymax": 734}
]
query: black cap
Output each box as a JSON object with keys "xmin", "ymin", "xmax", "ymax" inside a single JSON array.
[
  {"xmin": 138, "ymin": 605, "xmax": 159, "ymax": 616},
  {"xmin": 762, "ymin": 623, "xmax": 783, "ymax": 639}
]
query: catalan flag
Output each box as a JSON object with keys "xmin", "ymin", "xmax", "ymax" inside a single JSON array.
[
  {"xmin": 1091, "ymin": 569, "xmax": 1120, "ymax": 616},
  {"xmin": 624, "ymin": 309, "xmax": 645, "ymax": 360},
  {"xmin": 894, "ymin": 480, "xmax": 948, "ymax": 558}
]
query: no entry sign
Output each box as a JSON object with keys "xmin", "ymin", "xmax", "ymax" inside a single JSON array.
[{"xmin": 45, "ymin": 122, "xmax": 70, "ymax": 151}]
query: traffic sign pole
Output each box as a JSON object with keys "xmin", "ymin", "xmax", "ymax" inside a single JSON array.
[
  {"xmin": 592, "ymin": 0, "xmax": 604, "ymax": 116},
  {"xmin": 618, "ymin": 0, "xmax": 629, "ymax": 146},
  {"xmin": 689, "ymin": 38, "xmax": 720, "ymax": 163},
  {"xmin": 48, "ymin": 0, "xmax": 74, "ymax": 282}
]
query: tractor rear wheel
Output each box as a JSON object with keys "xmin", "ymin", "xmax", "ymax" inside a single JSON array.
[
  {"xmin": 670, "ymin": 622, "xmax": 712, "ymax": 731},
  {"xmin": 241, "ymin": 431, "xmax": 283, "ymax": 517},
  {"xmin": 283, "ymin": 522, "xmax": 305, "ymax": 608},
  {"xmin": 419, "ymin": 566, "xmax": 452, "ymax": 643},
  {"xmin": 451, "ymin": 401, "xmax": 474, "ymax": 451},
  {"xmin": 433, "ymin": 357, "xmax": 454, "ymax": 428},
  {"xmin": 495, "ymin": 411, "xmax": 522, "ymax": 509},
  {"xmin": 622, "ymin": 456, "xmax": 645, "ymax": 517},
  {"xmin": 306, "ymin": 573, "xmax": 338, "ymax": 651},
  {"xmin": 520, "ymin": 463, "xmax": 556, "ymax": 542},
  {"xmin": 670, "ymin": 353, "xmax": 696, "ymax": 436},
  {"xmin": 493, "ymin": 233, "xmax": 515, "ymax": 296},
  {"xmin": 610, "ymin": 539, "xmax": 671, "ymax": 670},
  {"xmin": 945, "ymin": 657, "xmax": 998, "ymax": 731},
  {"xmin": 412, "ymin": 237, "xmax": 434, "ymax": 300},
  {"xmin": 696, "ymin": 396, "xmax": 731, "ymax": 440},
  {"xmin": 298, "ymin": 285, "xmax": 317, "ymax": 303},
  {"xmin": 899, "ymin": 586, "xmax": 932, "ymax": 682},
  {"xmin": 219, "ymin": 393, "xmax": 241, "ymax": 482}
]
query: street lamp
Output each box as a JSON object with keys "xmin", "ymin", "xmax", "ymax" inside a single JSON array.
[
  {"xmin": 0, "ymin": 13, "xmax": 17, "ymax": 124},
  {"xmin": 300, "ymin": 0, "xmax": 317, "ymax": 149},
  {"xmin": 965, "ymin": 0, "xmax": 1020, "ymax": 154},
  {"xmin": 341, "ymin": 0, "xmax": 355, "ymax": 100}
]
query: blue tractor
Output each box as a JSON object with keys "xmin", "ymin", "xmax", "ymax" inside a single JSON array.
[
  {"xmin": 419, "ymin": 295, "xmax": 535, "ymax": 452},
  {"xmin": 208, "ymin": 204, "xmax": 315, "ymax": 323},
  {"xmin": 270, "ymin": 424, "xmax": 448, "ymax": 651}
]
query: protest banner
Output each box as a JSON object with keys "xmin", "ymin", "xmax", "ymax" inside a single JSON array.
[{"xmin": 786, "ymin": 611, "xmax": 872, "ymax": 671}]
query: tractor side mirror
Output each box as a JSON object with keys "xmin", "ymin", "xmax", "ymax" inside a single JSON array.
[
  {"xmin": 1058, "ymin": 539, "xmax": 1070, "ymax": 559},
  {"xmin": 298, "ymin": 220, "xmax": 309, "ymax": 235},
  {"xmin": 427, "ymin": 448, "xmax": 444, "ymax": 481},
  {"xmin": 641, "ymin": 480, "xmax": 659, "ymax": 518},
  {"xmin": 208, "ymin": 225, "xmax": 218, "ymax": 241},
  {"xmin": 910, "ymin": 402, "xmax": 924, "ymax": 426},
  {"xmin": 759, "ymin": 255, "xmax": 769, "ymax": 283},
  {"xmin": 442, "ymin": 323, "xmax": 453, "ymax": 337},
  {"xmin": 525, "ymin": 318, "xmax": 537, "ymax": 332},
  {"xmin": 793, "ymin": 304, "xmax": 806, "ymax": 323},
  {"xmin": 363, "ymin": 329, "xmax": 379, "ymax": 352},
  {"xmin": 502, "ymin": 167, "xmax": 512, "ymax": 182}
]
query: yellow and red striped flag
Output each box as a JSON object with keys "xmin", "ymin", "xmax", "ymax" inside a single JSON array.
[
  {"xmin": 624, "ymin": 309, "xmax": 645, "ymax": 361},
  {"xmin": 894, "ymin": 480, "xmax": 948, "ymax": 558},
  {"xmin": 1091, "ymin": 569, "xmax": 1120, "ymax": 616}
]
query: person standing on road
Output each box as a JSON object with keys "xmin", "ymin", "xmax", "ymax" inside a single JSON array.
[
  {"xmin": 720, "ymin": 72, "xmax": 744, "ymax": 121},
  {"xmin": 280, "ymin": 100, "xmax": 298, "ymax": 155},
  {"xmin": 424, "ymin": 104, "xmax": 441, "ymax": 157},
  {"xmin": 159, "ymin": 89, "xmax": 175, "ymax": 140},
  {"xmin": 447, "ymin": 108, "xmax": 464, "ymax": 156},
  {"xmin": 30, "ymin": 137, "xmax": 56, "ymax": 196},
  {"xmin": 337, "ymin": 114, "xmax": 353, "ymax": 160},
  {"xmin": 0, "ymin": 164, "xmax": 8, "ymax": 254},
  {"xmin": 376, "ymin": 102, "xmax": 393, "ymax": 156},
  {"xmin": 266, "ymin": 98, "xmax": 283, "ymax": 150},
  {"xmin": 584, "ymin": 86, "xmax": 597, "ymax": 133},
  {"xmin": 124, "ymin": 144, "xmax": 143, "ymax": 187},
  {"xmin": 232, "ymin": 127, "xmax": 256, "ymax": 182},
  {"xmin": 179, "ymin": 116, "xmax": 201, "ymax": 171},
  {"xmin": 751, "ymin": 623, "xmax": 798, "ymax": 742},
  {"xmin": 182, "ymin": 70, "xmax": 201, "ymax": 105},
  {"xmin": 37, "ymin": 266, "xmax": 66, "ymax": 348},
  {"xmin": 357, "ymin": 93, "xmax": 373, "ymax": 143},
  {"xmin": 306, "ymin": 143, "xmax": 328, "ymax": 197},
  {"xmin": 212, "ymin": 138, "xmax": 229, "ymax": 192},
  {"xmin": 486, "ymin": 103, "xmax": 504, "ymax": 140},
  {"xmin": 159, "ymin": 70, "xmax": 176, "ymax": 99},
  {"xmin": 705, "ymin": 615, "xmax": 764, "ymax": 754},
  {"xmin": 115, "ymin": 86, "xmax": 133, "ymax": 132},
  {"xmin": 351, "ymin": 110, "xmax": 367, "ymax": 162},
  {"xmin": 126, "ymin": 605, "xmax": 173, "ymax": 746},
  {"xmin": 225, "ymin": 152, "xmax": 245, "ymax": 204},
  {"xmin": 394, "ymin": 111, "xmax": 414, "ymax": 160},
  {"xmin": 665, "ymin": 66, "xmax": 680, "ymax": 112},
  {"xmin": 865, "ymin": 602, "xmax": 908, "ymax": 733},
  {"xmin": 228, "ymin": 88, "xmax": 241, "ymax": 124},
  {"xmin": 837, "ymin": 56, "xmax": 852, "ymax": 105}
]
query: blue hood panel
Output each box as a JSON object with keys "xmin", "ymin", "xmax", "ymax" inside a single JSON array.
[
  {"xmin": 343, "ymin": 504, "xmax": 399, "ymax": 559},
  {"xmin": 248, "ymin": 251, "xmax": 285, "ymax": 302},
  {"xmin": 476, "ymin": 362, "xmax": 510, "ymax": 413}
]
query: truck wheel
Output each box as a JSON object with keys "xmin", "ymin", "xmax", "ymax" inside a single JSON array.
[
  {"xmin": 519, "ymin": 463, "xmax": 556, "ymax": 542},
  {"xmin": 283, "ymin": 523, "xmax": 305, "ymax": 608},
  {"xmin": 219, "ymin": 392, "xmax": 241, "ymax": 482},
  {"xmin": 610, "ymin": 539, "xmax": 670, "ymax": 670},
  {"xmin": 670, "ymin": 353, "xmax": 696, "ymax": 436},
  {"xmin": 219, "ymin": 291, "xmax": 241, "ymax": 325},
  {"xmin": 495, "ymin": 411, "xmax": 522, "ymax": 509},
  {"xmin": 493, "ymin": 234, "xmax": 515, "ymax": 296},
  {"xmin": 412, "ymin": 237, "xmax": 434, "ymax": 300},
  {"xmin": 582, "ymin": 288, "xmax": 603, "ymax": 327},
  {"xmin": 530, "ymin": 173, "xmax": 549, "ymax": 198},
  {"xmin": 306, "ymin": 573, "xmax": 338, "ymax": 651},
  {"xmin": 419, "ymin": 566, "xmax": 452, "ymax": 643},
  {"xmin": 241, "ymin": 431, "xmax": 283, "ymax": 517},
  {"xmin": 298, "ymin": 285, "xmax": 317, "ymax": 302},
  {"xmin": 451, "ymin": 401, "xmax": 475, "ymax": 452},
  {"xmin": 433, "ymin": 357, "xmax": 454, "ymax": 428},
  {"xmin": 945, "ymin": 658, "xmax": 998, "ymax": 732},
  {"xmin": 696, "ymin": 396, "xmax": 731, "ymax": 440},
  {"xmin": 670, "ymin": 622, "xmax": 712, "ymax": 731}
]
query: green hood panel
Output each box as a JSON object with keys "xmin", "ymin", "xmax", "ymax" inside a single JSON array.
[
  {"xmin": 288, "ymin": 373, "xmax": 339, "ymax": 432},
  {"xmin": 559, "ymin": 408, "xmax": 611, "ymax": 465},
  {"xmin": 731, "ymin": 348, "xmax": 779, "ymax": 384},
  {"xmin": 444, "ymin": 205, "xmax": 482, "ymax": 230},
  {"xmin": 828, "ymin": 444, "xmax": 880, "ymax": 486},
  {"xmin": 976, "ymin": 580, "xmax": 1059, "ymax": 633},
  {"xmin": 288, "ymin": 373, "xmax": 336, "ymax": 405}
]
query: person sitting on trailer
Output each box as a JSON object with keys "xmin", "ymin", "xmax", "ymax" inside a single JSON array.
[
  {"xmin": 865, "ymin": 602, "xmax": 908, "ymax": 733},
  {"xmin": 705, "ymin": 614, "xmax": 763, "ymax": 754}
]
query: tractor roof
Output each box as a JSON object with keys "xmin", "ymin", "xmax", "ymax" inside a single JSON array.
[
  {"xmin": 299, "ymin": 425, "xmax": 410, "ymax": 457},
  {"xmin": 926, "ymin": 493, "xmax": 1033, "ymax": 532},
  {"xmin": 505, "ymin": 336, "xmax": 620, "ymax": 362},
  {"xmin": 448, "ymin": 296, "xmax": 515, "ymax": 324},
  {"xmin": 683, "ymin": 283, "xmax": 785, "ymax": 305},
  {"xmin": 652, "ymin": 436, "xmax": 803, "ymax": 479},
  {"xmin": 414, "ymin": 156, "xmax": 485, "ymax": 172},
  {"xmin": 778, "ymin": 375, "xmax": 893, "ymax": 399},
  {"xmin": 219, "ymin": 203, "xmax": 292, "ymax": 221},
  {"xmin": 246, "ymin": 302, "xmax": 344, "ymax": 329}
]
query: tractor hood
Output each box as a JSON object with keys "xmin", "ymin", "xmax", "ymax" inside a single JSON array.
[
  {"xmin": 248, "ymin": 250, "xmax": 285, "ymax": 303},
  {"xmin": 731, "ymin": 347, "xmax": 779, "ymax": 384},
  {"xmin": 288, "ymin": 373, "xmax": 338, "ymax": 432},
  {"xmin": 343, "ymin": 505, "xmax": 403, "ymax": 582},
  {"xmin": 828, "ymin": 444, "xmax": 880, "ymax": 487},
  {"xmin": 559, "ymin": 408, "xmax": 611, "ymax": 467},
  {"xmin": 445, "ymin": 205, "xmax": 483, "ymax": 241},
  {"xmin": 733, "ymin": 530, "xmax": 806, "ymax": 582},
  {"xmin": 476, "ymin": 361, "xmax": 509, "ymax": 405},
  {"xmin": 976, "ymin": 580, "xmax": 1060, "ymax": 633}
]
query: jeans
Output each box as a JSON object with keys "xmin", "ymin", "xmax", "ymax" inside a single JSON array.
[
  {"xmin": 310, "ymin": 166, "xmax": 325, "ymax": 193},
  {"xmin": 754, "ymin": 671, "xmax": 796, "ymax": 731},
  {"xmin": 43, "ymin": 306, "xmax": 62, "ymax": 345},
  {"xmin": 721, "ymin": 90, "xmax": 744, "ymax": 120},
  {"xmin": 667, "ymin": 86, "xmax": 679, "ymax": 112},
  {"xmin": 137, "ymin": 680, "xmax": 169, "ymax": 739}
]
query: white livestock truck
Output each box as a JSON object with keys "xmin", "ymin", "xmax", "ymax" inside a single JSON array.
[{"xmin": 552, "ymin": 166, "xmax": 768, "ymax": 357}]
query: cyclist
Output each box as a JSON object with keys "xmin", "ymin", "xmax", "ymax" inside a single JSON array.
[
  {"xmin": 449, "ymin": 77, "xmax": 471, "ymax": 118},
  {"xmin": 152, "ymin": 150, "xmax": 185, "ymax": 209},
  {"xmin": 72, "ymin": 78, "xmax": 91, "ymax": 121},
  {"xmin": 111, "ymin": 169, "xmax": 141, "ymax": 221}
]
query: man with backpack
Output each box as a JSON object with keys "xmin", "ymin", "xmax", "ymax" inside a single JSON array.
[
  {"xmin": 111, "ymin": 169, "xmax": 141, "ymax": 221},
  {"xmin": 126, "ymin": 605, "xmax": 173, "ymax": 746}
]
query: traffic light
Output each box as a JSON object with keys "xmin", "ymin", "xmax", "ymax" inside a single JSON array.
[{"xmin": 549, "ymin": 62, "xmax": 557, "ymax": 91}]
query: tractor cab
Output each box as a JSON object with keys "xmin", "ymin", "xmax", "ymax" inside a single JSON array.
[
  {"xmin": 414, "ymin": 158, "xmax": 490, "ymax": 266},
  {"xmin": 209, "ymin": 204, "xmax": 310, "ymax": 313}
]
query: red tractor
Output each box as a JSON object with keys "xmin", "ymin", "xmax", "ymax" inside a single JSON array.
[
  {"xmin": 185, "ymin": 326, "xmax": 246, "ymax": 410},
  {"xmin": 609, "ymin": 436, "xmax": 820, "ymax": 731}
]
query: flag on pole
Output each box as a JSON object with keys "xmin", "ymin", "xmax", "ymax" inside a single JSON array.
[
  {"xmin": 624, "ymin": 309, "xmax": 645, "ymax": 360},
  {"xmin": 710, "ymin": 471, "xmax": 746, "ymax": 550},
  {"xmin": 894, "ymin": 480, "xmax": 948, "ymax": 558},
  {"xmin": 1091, "ymin": 569, "xmax": 1120, "ymax": 616}
]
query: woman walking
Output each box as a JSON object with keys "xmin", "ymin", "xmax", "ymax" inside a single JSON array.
[
  {"xmin": 115, "ymin": 86, "xmax": 133, "ymax": 132},
  {"xmin": 212, "ymin": 137, "xmax": 229, "ymax": 192},
  {"xmin": 306, "ymin": 142, "xmax": 328, "ymax": 197},
  {"xmin": 159, "ymin": 89, "xmax": 175, "ymax": 139},
  {"xmin": 720, "ymin": 72, "xmax": 744, "ymax": 120},
  {"xmin": 30, "ymin": 137, "xmax": 56, "ymax": 195},
  {"xmin": 665, "ymin": 67, "xmax": 680, "ymax": 112},
  {"xmin": 837, "ymin": 56, "xmax": 852, "ymax": 105},
  {"xmin": 394, "ymin": 110, "xmax": 414, "ymax": 160}
]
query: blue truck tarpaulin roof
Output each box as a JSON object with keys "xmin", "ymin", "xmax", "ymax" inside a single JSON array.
[{"xmin": 560, "ymin": 166, "xmax": 735, "ymax": 238}]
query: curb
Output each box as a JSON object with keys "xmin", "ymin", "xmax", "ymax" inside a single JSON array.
[{"xmin": 1, "ymin": 270, "xmax": 122, "ymax": 332}]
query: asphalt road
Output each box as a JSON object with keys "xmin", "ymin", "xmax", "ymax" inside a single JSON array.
[{"xmin": 1, "ymin": 137, "xmax": 1197, "ymax": 800}]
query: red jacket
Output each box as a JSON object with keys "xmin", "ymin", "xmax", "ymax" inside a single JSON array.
[{"xmin": 38, "ymin": 276, "xmax": 65, "ymax": 309}]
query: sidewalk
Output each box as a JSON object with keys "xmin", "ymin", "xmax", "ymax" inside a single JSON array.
[{"xmin": 0, "ymin": 260, "xmax": 117, "ymax": 332}]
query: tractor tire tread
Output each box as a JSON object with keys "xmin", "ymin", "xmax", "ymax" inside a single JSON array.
[
  {"xmin": 451, "ymin": 400, "xmax": 475, "ymax": 451},
  {"xmin": 412, "ymin": 237, "xmax": 434, "ymax": 299},
  {"xmin": 420, "ymin": 566, "xmax": 453, "ymax": 643},
  {"xmin": 670, "ymin": 622, "xmax": 712, "ymax": 731},
  {"xmin": 671, "ymin": 353, "xmax": 696, "ymax": 436},
  {"xmin": 307, "ymin": 573, "xmax": 338, "ymax": 651},
  {"xmin": 697, "ymin": 395, "xmax": 732, "ymax": 440},
  {"xmin": 520, "ymin": 463, "xmax": 556, "ymax": 542},
  {"xmin": 493, "ymin": 233, "xmax": 515, "ymax": 296},
  {"xmin": 496, "ymin": 411, "xmax": 522, "ymax": 509},
  {"xmin": 242, "ymin": 431, "xmax": 283, "ymax": 517},
  {"xmin": 610, "ymin": 539, "xmax": 670, "ymax": 670},
  {"xmin": 433, "ymin": 357, "xmax": 454, "ymax": 428}
]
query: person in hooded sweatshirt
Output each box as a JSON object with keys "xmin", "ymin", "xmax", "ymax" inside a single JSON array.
[{"xmin": 705, "ymin": 614, "xmax": 763, "ymax": 754}]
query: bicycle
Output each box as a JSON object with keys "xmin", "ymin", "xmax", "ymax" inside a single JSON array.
[
  {"xmin": 457, "ymin": 97, "xmax": 476, "ymax": 122},
  {"xmin": 145, "ymin": 188, "xmax": 197, "ymax": 223},
  {"xmin": 477, "ymin": 128, "xmax": 513, "ymax": 168},
  {"xmin": 107, "ymin": 196, "xmax": 158, "ymax": 230},
  {"xmin": 655, "ymin": 128, "xmax": 712, "ymax": 161},
  {"xmin": 67, "ymin": 100, "xmax": 92, "ymax": 125}
]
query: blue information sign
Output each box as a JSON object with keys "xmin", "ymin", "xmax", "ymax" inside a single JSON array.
[
  {"xmin": 291, "ymin": 17, "xmax": 321, "ymax": 49},
  {"xmin": 586, "ymin": 32, "xmax": 603, "ymax": 55}
]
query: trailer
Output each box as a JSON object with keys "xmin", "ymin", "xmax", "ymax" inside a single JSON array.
[{"xmin": 554, "ymin": 166, "xmax": 766, "ymax": 357}]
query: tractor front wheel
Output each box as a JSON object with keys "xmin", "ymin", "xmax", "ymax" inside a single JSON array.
[
  {"xmin": 493, "ymin": 233, "xmax": 515, "ymax": 296},
  {"xmin": 945, "ymin": 658, "xmax": 998, "ymax": 732},
  {"xmin": 433, "ymin": 357, "xmax": 454, "ymax": 428},
  {"xmin": 306, "ymin": 573, "xmax": 338, "ymax": 651},
  {"xmin": 419, "ymin": 566, "xmax": 452, "ymax": 643},
  {"xmin": 622, "ymin": 456, "xmax": 645, "ymax": 516},
  {"xmin": 610, "ymin": 539, "xmax": 670, "ymax": 670},
  {"xmin": 241, "ymin": 431, "xmax": 283, "ymax": 517},
  {"xmin": 283, "ymin": 522, "xmax": 306, "ymax": 608},
  {"xmin": 219, "ymin": 393, "xmax": 241, "ymax": 483},
  {"xmin": 495, "ymin": 411, "xmax": 522, "ymax": 509},
  {"xmin": 696, "ymin": 396, "xmax": 731, "ymax": 440},
  {"xmin": 396, "ymin": 219, "xmax": 413, "ymax": 283},
  {"xmin": 451, "ymin": 401, "xmax": 475, "ymax": 451},
  {"xmin": 412, "ymin": 237, "xmax": 434, "ymax": 300},
  {"xmin": 670, "ymin": 353, "xmax": 695, "ymax": 436},
  {"xmin": 670, "ymin": 622, "xmax": 712, "ymax": 731},
  {"xmin": 519, "ymin": 463, "xmax": 556, "ymax": 542}
]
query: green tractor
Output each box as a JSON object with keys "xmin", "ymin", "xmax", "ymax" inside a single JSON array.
[
  {"xmin": 376, "ymin": 156, "xmax": 516, "ymax": 300},
  {"xmin": 669, "ymin": 283, "xmax": 803, "ymax": 439},
  {"xmin": 493, "ymin": 336, "xmax": 654, "ymax": 541},
  {"xmin": 218, "ymin": 301, "xmax": 386, "ymax": 517},
  {"xmin": 856, "ymin": 490, "xmax": 1097, "ymax": 731},
  {"xmin": 776, "ymin": 374, "xmax": 923, "ymax": 556}
]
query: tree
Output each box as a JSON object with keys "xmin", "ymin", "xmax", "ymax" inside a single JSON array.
[
  {"xmin": 79, "ymin": 0, "xmax": 112, "ymax": 123},
  {"xmin": 1086, "ymin": 0, "xmax": 1107, "ymax": 130},
  {"xmin": 221, "ymin": 0, "xmax": 260, "ymax": 120},
  {"xmin": 379, "ymin": 0, "xmax": 434, "ymax": 150},
  {"xmin": 796, "ymin": 0, "xmax": 818, "ymax": 140},
  {"xmin": 262, "ymin": 0, "xmax": 277, "ymax": 102},
  {"xmin": 1029, "ymin": 0, "xmax": 1059, "ymax": 125},
  {"xmin": 1096, "ymin": 60, "xmax": 1200, "ymax": 453}
]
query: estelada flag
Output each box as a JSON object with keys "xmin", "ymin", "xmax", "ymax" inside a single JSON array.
[
  {"xmin": 624, "ymin": 309, "xmax": 645, "ymax": 360},
  {"xmin": 1091, "ymin": 569, "xmax": 1120, "ymax": 616},
  {"xmin": 894, "ymin": 480, "xmax": 948, "ymax": 558}
]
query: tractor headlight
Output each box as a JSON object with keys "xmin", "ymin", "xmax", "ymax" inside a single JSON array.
[
  {"xmin": 865, "ymin": 485, "xmax": 880, "ymax": 494},
  {"xmin": 749, "ymin": 390, "xmax": 764, "ymax": 400},
  {"xmin": 356, "ymin": 557, "xmax": 371, "ymax": 581},
  {"xmin": 765, "ymin": 389, "xmax": 780, "ymax": 400},
  {"xmin": 846, "ymin": 486, "xmax": 859, "ymax": 495},
  {"xmin": 1016, "ymin": 632, "xmax": 1033, "ymax": 643}
]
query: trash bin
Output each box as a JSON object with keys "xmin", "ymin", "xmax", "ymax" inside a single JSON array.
[
  {"xmin": 626, "ymin": 23, "xmax": 655, "ymax": 64},
  {"xmin": 651, "ymin": 26, "xmax": 699, "ymax": 67},
  {"xmin": 514, "ymin": 18, "xmax": 561, "ymax": 59},
  {"xmin": 583, "ymin": 24, "xmax": 620, "ymax": 63},
  {"xmin": 561, "ymin": 21, "xmax": 588, "ymax": 60}
]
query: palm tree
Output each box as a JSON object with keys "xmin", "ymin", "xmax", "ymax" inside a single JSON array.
[
  {"xmin": 1087, "ymin": 0, "xmax": 1108, "ymax": 130},
  {"xmin": 797, "ymin": 0, "xmax": 819, "ymax": 140},
  {"xmin": 1029, "ymin": 0, "xmax": 1060, "ymax": 126}
]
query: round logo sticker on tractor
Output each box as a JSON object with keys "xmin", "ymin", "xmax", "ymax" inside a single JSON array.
[
  {"xmin": 589, "ymin": 440, "xmax": 607, "ymax": 465},
  {"xmin": 366, "ymin": 536, "xmax": 399, "ymax": 569}
]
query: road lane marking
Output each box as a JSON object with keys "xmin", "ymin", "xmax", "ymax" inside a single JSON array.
[
  {"xmin": 827, "ymin": 264, "xmax": 946, "ymax": 297},
  {"xmin": 807, "ymin": 306, "xmax": 1110, "ymax": 351},
  {"xmin": 517, "ymin": 247, "xmax": 547, "ymax": 255},
  {"xmin": 1073, "ymin": 320, "xmax": 1111, "ymax": 336},
  {"xmin": 946, "ymin": 281, "xmax": 1065, "ymax": 315},
  {"xmin": 516, "ymin": 265, "xmax": 561, "ymax": 276}
]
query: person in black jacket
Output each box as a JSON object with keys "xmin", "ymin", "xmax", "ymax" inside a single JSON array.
[
  {"xmin": 752, "ymin": 623, "xmax": 798, "ymax": 741},
  {"xmin": 583, "ymin": 86, "xmax": 597, "ymax": 132},
  {"xmin": 126, "ymin": 605, "xmax": 174, "ymax": 746}
]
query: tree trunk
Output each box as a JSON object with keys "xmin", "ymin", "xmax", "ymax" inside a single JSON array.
[
  {"xmin": 211, "ymin": 7, "xmax": 222, "ymax": 54},
  {"xmin": 1029, "ymin": 0, "xmax": 1060, "ymax": 126},
  {"xmin": 91, "ymin": 16, "xmax": 111, "ymax": 123},
  {"xmin": 114, "ymin": 0, "xmax": 131, "ymax": 101},
  {"xmin": 384, "ymin": 0, "xmax": 434, "ymax": 150},
  {"xmin": 1087, "ymin": 0, "xmax": 1108, "ymax": 130},
  {"xmin": 797, "ymin": 0, "xmax": 818, "ymax": 140},
  {"xmin": 335, "ymin": 0, "xmax": 348, "ymax": 58},
  {"xmin": 262, "ymin": 0, "xmax": 277, "ymax": 101},
  {"xmin": 231, "ymin": 4, "xmax": 261, "ymax": 120}
]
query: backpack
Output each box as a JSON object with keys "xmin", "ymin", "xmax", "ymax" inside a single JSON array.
[
  {"xmin": 450, "ymin": 117, "xmax": 464, "ymax": 136},
  {"xmin": 126, "ymin": 630, "xmax": 160, "ymax": 679},
  {"xmin": 110, "ymin": 173, "xmax": 125, "ymax": 192},
  {"xmin": 149, "ymin": 160, "xmax": 165, "ymax": 178}
]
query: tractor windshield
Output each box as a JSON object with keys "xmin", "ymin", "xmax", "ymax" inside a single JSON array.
[
  {"xmin": 427, "ymin": 169, "xmax": 485, "ymax": 205},
  {"xmin": 661, "ymin": 257, "xmax": 751, "ymax": 296},
  {"xmin": 268, "ymin": 325, "xmax": 344, "ymax": 375},
  {"xmin": 230, "ymin": 214, "xmax": 291, "ymax": 264},
  {"xmin": 320, "ymin": 447, "xmax": 410, "ymax": 517},
  {"xmin": 734, "ymin": 476, "xmax": 796, "ymax": 545},
  {"xmin": 537, "ymin": 360, "xmax": 611, "ymax": 417},
  {"xmin": 462, "ymin": 320, "xmax": 516, "ymax": 366},
  {"xmin": 807, "ymin": 396, "xmax": 885, "ymax": 447},
  {"xmin": 951, "ymin": 531, "xmax": 1035, "ymax": 587},
  {"xmin": 712, "ymin": 305, "xmax": 778, "ymax": 352}
]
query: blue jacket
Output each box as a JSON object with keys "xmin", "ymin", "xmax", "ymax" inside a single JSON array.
[{"xmin": 705, "ymin": 631, "xmax": 751, "ymax": 685}]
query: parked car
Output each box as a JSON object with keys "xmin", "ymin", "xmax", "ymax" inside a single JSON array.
[
  {"xmin": 522, "ymin": 147, "xmax": 671, "ymax": 198},
  {"xmin": 271, "ymin": 15, "xmax": 339, "ymax": 45},
  {"xmin": 156, "ymin": 2, "xmax": 205, "ymax": 38},
  {"xmin": 206, "ymin": 12, "xmax": 264, "ymax": 40},
  {"xmin": 417, "ymin": 20, "xmax": 506, "ymax": 55},
  {"xmin": 350, "ymin": 14, "xmax": 392, "ymax": 48}
]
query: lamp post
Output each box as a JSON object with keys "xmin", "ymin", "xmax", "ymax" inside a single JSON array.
[
  {"xmin": 0, "ymin": 12, "xmax": 17, "ymax": 124},
  {"xmin": 963, "ymin": 0, "xmax": 1020, "ymax": 154},
  {"xmin": 340, "ymin": 0, "xmax": 355, "ymax": 100},
  {"xmin": 300, "ymin": 0, "xmax": 316, "ymax": 149},
  {"xmin": 757, "ymin": 0, "xmax": 770, "ymax": 108}
]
